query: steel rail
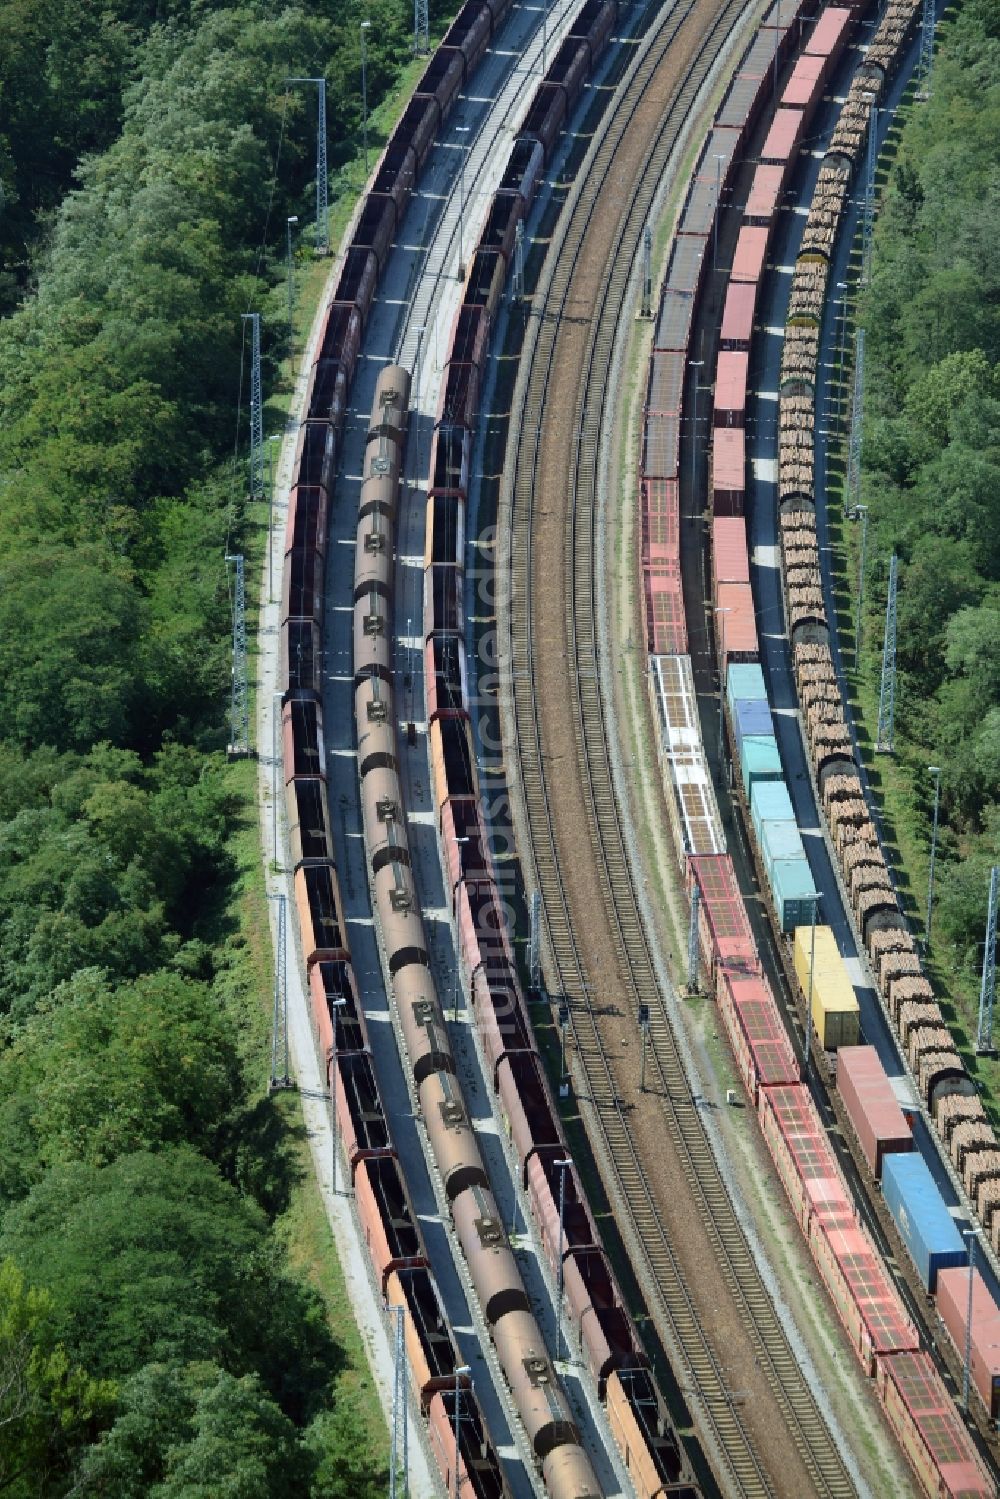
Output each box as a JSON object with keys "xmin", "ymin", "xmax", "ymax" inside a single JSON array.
[{"xmin": 501, "ymin": 3, "xmax": 858, "ymax": 1496}]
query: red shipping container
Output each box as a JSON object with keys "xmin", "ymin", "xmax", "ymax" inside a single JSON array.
[
  {"xmin": 936, "ymin": 1266, "xmax": 1000, "ymax": 1419},
  {"xmin": 805, "ymin": 6, "xmax": 852, "ymax": 60},
  {"xmin": 782, "ymin": 52, "xmax": 828, "ymax": 110},
  {"xmin": 732, "ymin": 225, "xmax": 769, "ymax": 283},
  {"xmin": 712, "ymin": 428, "xmax": 746, "ymax": 516},
  {"xmin": 720, "ymin": 281, "xmax": 757, "ymax": 350},
  {"xmin": 714, "ymin": 351, "xmax": 749, "ymax": 427},
  {"xmin": 836, "ymin": 1045, "xmax": 913, "ymax": 1179},
  {"xmin": 713, "ymin": 514, "xmax": 750, "ymax": 586},
  {"xmin": 745, "ymin": 163, "xmax": 785, "ymax": 223},
  {"xmin": 760, "ymin": 106, "xmax": 803, "ymax": 167},
  {"xmin": 716, "ymin": 580, "xmax": 758, "ymax": 664}
]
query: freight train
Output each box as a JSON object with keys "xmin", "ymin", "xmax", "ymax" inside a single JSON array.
[
  {"xmin": 637, "ymin": 0, "xmax": 995, "ymax": 1492},
  {"xmin": 280, "ymin": 0, "xmax": 701, "ymax": 1494}
]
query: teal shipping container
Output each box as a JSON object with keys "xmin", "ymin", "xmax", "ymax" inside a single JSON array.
[
  {"xmin": 771, "ymin": 855, "xmax": 816, "ymax": 931},
  {"xmin": 751, "ymin": 781, "xmax": 795, "ymax": 845},
  {"xmin": 740, "ymin": 735, "xmax": 783, "ymax": 797},
  {"xmin": 760, "ymin": 819, "xmax": 807, "ymax": 888},
  {"xmin": 727, "ymin": 662, "xmax": 767, "ymax": 719}
]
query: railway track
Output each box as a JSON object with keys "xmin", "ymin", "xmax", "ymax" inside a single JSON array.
[{"xmin": 500, "ymin": 4, "xmax": 858, "ymax": 1497}]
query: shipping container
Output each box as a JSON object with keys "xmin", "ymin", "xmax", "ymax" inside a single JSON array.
[
  {"xmin": 727, "ymin": 661, "xmax": 767, "ymax": 710},
  {"xmin": 760, "ymin": 106, "xmax": 804, "ymax": 167},
  {"xmin": 733, "ymin": 697, "xmax": 774, "ymax": 758},
  {"xmin": 793, "ymin": 924, "xmax": 860, "ymax": 1049},
  {"xmin": 712, "ymin": 515, "xmax": 750, "ymax": 586},
  {"xmin": 745, "ymin": 163, "xmax": 786, "ymax": 223},
  {"xmin": 761, "ymin": 818, "xmax": 807, "ymax": 889},
  {"xmin": 714, "ymin": 351, "xmax": 749, "ymax": 427},
  {"xmin": 804, "ymin": 6, "xmax": 852, "ymax": 61},
  {"xmin": 731, "ymin": 225, "xmax": 770, "ymax": 283},
  {"xmin": 936, "ymin": 1265, "xmax": 1000, "ymax": 1418},
  {"xmin": 750, "ymin": 779, "xmax": 794, "ymax": 842},
  {"xmin": 882, "ymin": 1153, "xmax": 968, "ymax": 1292},
  {"xmin": 711, "ymin": 427, "xmax": 746, "ymax": 515},
  {"xmin": 740, "ymin": 735, "xmax": 783, "ymax": 797},
  {"xmin": 772, "ymin": 856, "xmax": 818, "ymax": 934},
  {"xmin": 716, "ymin": 580, "xmax": 758, "ymax": 663},
  {"xmin": 836, "ymin": 1045, "xmax": 913, "ymax": 1179},
  {"xmin": 720, "ymin": 281, "xmax": 757, "ymax": 350}
]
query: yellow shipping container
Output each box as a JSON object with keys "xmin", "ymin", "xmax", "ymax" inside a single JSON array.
[{"xmin": 793, "ymin": 923, "xmax": 860, "ymax": 1050}]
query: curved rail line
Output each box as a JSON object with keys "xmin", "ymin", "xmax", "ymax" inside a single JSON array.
[{"xmin": 500, "ymin": 5, "xmax": 858, "ymax": 1497}]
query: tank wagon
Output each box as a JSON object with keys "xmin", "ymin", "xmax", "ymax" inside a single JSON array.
[{"xmin": 634, "ymin": 0, "xmax": 996, "ymax": 1490}]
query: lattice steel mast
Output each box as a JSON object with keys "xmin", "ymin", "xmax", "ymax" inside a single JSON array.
[
  {"xmin": 242, "ymin": 313, "xmax": 264, "ymax": 501},
  {"xmin": 224, "ymin": 552, "xmax": 249, "ymax": 757},
  {"xmin": 414, "ymin": 0, "xmax": 429, "ymax": 54},
  {"xmin": 288, "ymin": 77, "xmax": 329, "ymax": 253},
  {"xmin": 976, "ymin": 867, "xmax": 999, "ymax": 1054}
]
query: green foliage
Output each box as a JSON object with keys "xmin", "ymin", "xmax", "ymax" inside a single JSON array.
[
  {"xmin": 859, "ymin": 0, "xmax": 1000, "ymax": 985},
  {"xmin": 0, "ymin": 1150, "xmax": 339, "ymax": 1412},
  {"xmin": 77, "ymin": 1362, "xmax": 310, "ymax": 1498},
  {"xmin": 0, "ymin": 1258, "xmax": 114, "ymax": 1498}
]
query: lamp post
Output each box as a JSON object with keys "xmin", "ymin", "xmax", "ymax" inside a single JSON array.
[
  {"xmin": 925, "ymin": 766, "xmax": 941, "ymax": 954},
  {"xmin": 456, "ymin": 124, "xmax": 470, "ymax": 279},
  {"xmin": 804, "ymin": 892, "xmax": 821, "ymax": 1083},
  {"xmin": 554, "ymin": 1158, "xmax": 572, "ymax": 1360},
  {"xmin": 267, "ymin": 434, "xmax": 281, "ymax": 603},
  {"xmin": 713, "ymin": 153, "xmax": 726, "ymax": 271},
  {"xmin": 286, "ymin": 215, "xmax": 299, "ymax": 352},
  {"xmin": 688, "ymin": 360, "xmax": 707, "ymax": 529},
  {"xmin": 962, "ymin": 1228, "xmax": 981, "ymax": 1412},
  {"xmin": 846, "ymin": 503, "xmax": 868, "ymax": 660},
  {"xmin": 360, "ymin": 21, "xmax": 372, "ymax": 177},
  {"xmin": 452, "ymin": 1364, "xmax": 472, "ymax": 1499},
  {"xmin": 329, "ymin": 996, "xmax": 348, "ymax": 1193}
]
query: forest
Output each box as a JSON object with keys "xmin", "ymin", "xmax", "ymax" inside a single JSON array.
[
  {"xmin": 860, "ymin": 0, "xmax": 1000, "ymax": 1072},
  {"xmin": 0, "ymin": 1, "xmax": 449, "ymax": 1493}
]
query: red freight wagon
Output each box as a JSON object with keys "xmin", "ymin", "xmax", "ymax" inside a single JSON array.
[
  {"xmin": 547, "ymin": 38, "xmax": 590, "ymax": 112},
  {"xmin": 936, "ymin": 1266, "xmax": 1000, "ymax": 1419},
  {"xmin": 285, "ymin": 484, "xmax": 329, "ymax": 558},
  {"xmin": 875, "ymin": 1351, "xmax": 993, "ymax": 1499},
  {"xmin": 760, "ymin": 107, "xmax": 804, "ymax": 169},
  {"xmin": 523, "ymin": 82, "xmax": 567, "ymax": 162},
  {"xmin": 712, "ymin": 428, "xmax": 746, "ymax": 516},
  {"xmin": 463, "ymin": 247, "xmax": 506, "ymax": 322},
  {"xmin": 496, "ymin": 1051, "xmax": 561, "ymax": 1174},
  {"xmin": 836, "ymin": 1045, "xmax": 913, "ymax": 1178},
  {"xmin": 371, "ymin": 142, "xmax": 417, "ymax": 222},
  {"xmin": 354, "ymin": 1155, "xmax": 427, "ymax": 1293},
  {"xmin": 526, "ymin": 1155, "xmax": 599, "ymax": 1277},
  {"xmin": 782, "ymin": 53, "xmax": 828, "ymax": 113},
  {"xmin": 717, "ymin": 968, "xmax": 799, "ymax": 1104},
  {"xmin": 688, "ymin": 854, "xmax": 760, "ymax": 978},
  {"xmin": 562, "ymin": 1248, "xmax": 639, "ymax": 1391},
  {"xmin": 805, "ymin": 6, "xmax": 852, "ymax": 62},
  {"xmin": 712, "ymin": 514, "xmax": 751, "ymax": 586},
  {"xmin": 812, "ymin": 1220, "xmax": 919, "ymax": 1375},
  {"xmin": 758, "ymin": 1084, "xmax": 856, "ymax": 1237},
  {"xmin": 713, "ymin": 350, "xmax": 749, "ymax": 427},
  {"xmin": 745, "ymin": 162, "xmax": 785, "ymax": 224},
  {"xmin": 731, "ymin": 225, "xmax": 769, "ymax": 283},
  {"xmin": 425, "ymin": 634, "xmax": 469, "ymax": 727},
  {"xmin": 283, "ymin": 697, "xmax": 326, "ymax": 782},
  {"xmin": 641, "ymin": 478, "xmax": 680, "ymax": 569},
  {"xmin": 479, "ymin": 190, "xmax": 523, "ymax": 263},
  {"xmin": 645, "ymin": 569, "xmax": 686, "ymax": 654},
  {"xmin": 720, "ymin": 280, "xmax": 757, "ymax": 350},
  {"xmin": 385, "ymin": 1269, "xmax": 459, "ymax": 1407},
  {"xmin": 715, "ymin": 580, "xmax": 758, "ymax": 664},
  {"xmin": 449, "ymin": 303, "xmax": 488, "ymax": 369},
  {"xmin": 472, "ymin": 967, "xmax": 533, "ymax": 1081}
]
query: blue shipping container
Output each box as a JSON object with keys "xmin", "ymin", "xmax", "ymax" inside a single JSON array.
[
  {"xmin": 740, "ymin": 735, "xmax": 783, "ymax": 797},
  {"xmin": 882, "ymin": 1152, "xmax": 967, "ymax": 1292},
  {"xmin": 751, "ymin": 781, "xmax": 795, "ymax": 846},
  {"xmin": 770, "ymin": 855, "xmax": 816, "ymax": 932},
  {"xmin": 727, "ymin": 662, "xmax": 767, "ymax": 719},
  {"xmin": 760, "ymin": 819, "xmax": 807, "ymax": 887},
  {"xmin": 733, "ymin": 697, "xmax": 774, "ymax": 756}
]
